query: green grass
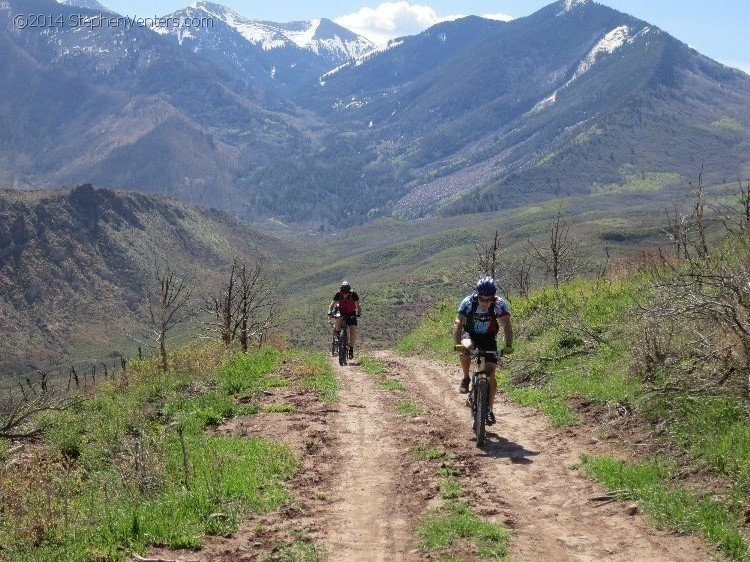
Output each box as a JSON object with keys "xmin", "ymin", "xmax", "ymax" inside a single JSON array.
[
  {"xmin": 438, "ymin": 478, "xmax": 462, "ymax": 500},
  {"xmin": 0, "ymin": 344, "xmax": 320, "ymax": 561},
  {"xmin": 581, "ymin": 456, "xmax": 750, "ymax": 561},
  {"xmin": 409, "ymin": 442, "xmax": 505, "ymax": 557},
  {"xmin": 651, "ymin": 395, "xmax": 750, "ymax": 493},
  {"xmin": 293, "ymin": 351, "xmax": 341, "ymax": 403},
  {"xmin": 359, "ymin": 356, "xmax": 387, "ymax": 376},
  {"xmin": 499, "ymin": 379, "xmax": 577, "ymax": 427},
  {"xmin": 396, "ymin": 400, "xmax": 425, "ymax": 416},
  {"xmin": 410, "ymin": 443, "xmax": 452, "ymax": 462},
  {"xmin": 417, "ymin": 501, "xmax": 509, "ymax": 559},
  {"xmin": 396, "ymin": 301, "xmax": 455, "ymax": 361},
  {"xmin": 379, "ymin": 379, "xmax": 406, "ymax": 392},
  {"xmin": 359, "ymin": 355, "xmax": 407, "ymax": 391},
  {"xmin": 264, "ymin": 404, "xmax": 296, "ymax": 413},
  {"xmin": 271, "ymin": 528, "xmax": 326, "ymax": 561}
]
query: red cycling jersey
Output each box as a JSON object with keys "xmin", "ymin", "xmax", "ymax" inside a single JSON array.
[{"xmin": 333, "ymin": 291, "xmax": 359, "ymax": 315}]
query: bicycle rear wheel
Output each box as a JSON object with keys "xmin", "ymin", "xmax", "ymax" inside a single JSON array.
[
  {"xmin": 338, "ymin": 327, "xmax": 348, "ymax": 366},
  {"xmin": 475, "ymin": 378, "xmax": 488, "ymax": 447}
]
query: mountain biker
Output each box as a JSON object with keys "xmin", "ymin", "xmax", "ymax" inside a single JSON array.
[
  {"xmin": 453, "ymin": 276, "xmax": 513, "ymax": 426},
  {"xmin": 328, "ymin": 281, "xmax": 362, "ymax": 359}
]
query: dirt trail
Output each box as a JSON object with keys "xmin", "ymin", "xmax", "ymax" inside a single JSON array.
[
  {"xmin": 142, "ymin": 351, "xmax": 717, "ymax": 561},
  {"xmin": 370, "ymin": 351, "xmax": 713, "ymax": 561},
  {"xmin": 321, "ymin": 359, "xmax": 416, "ymax": 560}
]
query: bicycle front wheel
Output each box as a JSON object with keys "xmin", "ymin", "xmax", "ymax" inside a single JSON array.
[
  {"xmin": 338, "ymin": 328, "xmax": 348, "ymax": 366},
  {"xmin": 475, "ymin": 378, "xmax": 488, "ymax": 447}
]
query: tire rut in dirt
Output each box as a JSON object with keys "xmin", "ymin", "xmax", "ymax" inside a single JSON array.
[
  {"xmin": 375, "ymin": 352, "xmax": 715, "ymax": 562},
  {"xmin": 323, "ymin": 359, "xmax": 415, "ymax": 560}
]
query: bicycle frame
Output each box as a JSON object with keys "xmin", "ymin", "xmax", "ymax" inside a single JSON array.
[
  {"xmin": 457, "ymin": 345, "xmax": 501, "ymax": 447},
  {"xmin": 337, "ymin": 322, "xmax": 348, "ymax": 366}
]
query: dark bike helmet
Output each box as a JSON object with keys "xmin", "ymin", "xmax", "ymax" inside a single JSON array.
[
  {"xmin": 340, "ymin": 281, "xmax": 351, "ymax": 293},
  {"xmin": 475, "ymin": 276, "xmax": 497, "ymax": 296}
]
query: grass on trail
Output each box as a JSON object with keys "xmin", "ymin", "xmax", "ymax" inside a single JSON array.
[
  {"xmin": 410, "ymin": 443, "xmax": 508, "ymax": 559},
  {"xmin": 418, "ymin": 502, "xmax": 509, "ymax": 559},
  {"xmin": 0, "ymin": 343, "xmax": 338, "ymax": 561}
]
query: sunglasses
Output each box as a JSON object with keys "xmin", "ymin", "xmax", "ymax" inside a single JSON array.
[{"xmin": 477, "ymin": 296, "xmax": 494, "ymax": 303}]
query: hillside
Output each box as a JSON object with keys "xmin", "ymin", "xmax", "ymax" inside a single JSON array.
[
  {"xmin": 311, "ymin": 1, "xmax": 750, "ymax": 217},
  {"xmin": 0, "ymin": 0, "xmax": 748, "ymax": 228},
  {"xmin": 0, "ymin": 185, "xmax": 293, "ymax": 375},
  {"xmin": 2, "ymin": 174, "xmax": 739, "ymax": 378}
]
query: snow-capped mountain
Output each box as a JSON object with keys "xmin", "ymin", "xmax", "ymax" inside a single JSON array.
[
  {"xmin": 152, "ymin": 2, "xmax": 374, "ymax": 86},
  {"xmin": 1, "ymin": 0, "xmax": 748, "ymax": 227},
  {"xmin": 55, "ymin": 0, "xmax": 111, "ymax": 11}
]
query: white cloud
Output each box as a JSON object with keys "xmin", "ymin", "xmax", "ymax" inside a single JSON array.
[
  {"xmin": 481, "ymin": 12, "xmax": 514, "ymax": 22},
  {"xmin": 335, "ymin": 2, "xmax": 512, "ymax": 46}
]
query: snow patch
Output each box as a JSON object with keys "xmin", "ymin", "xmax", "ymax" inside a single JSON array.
[
  {"xmin": 319, "ymin": 38, "xmax": 404, "ymax": 83},
  {"xmin": 573, "ymin": 25, "xmax": 629, "ymax": 79},
  {"xmin": 560, "ymin": 0, "xmax": 589, "ymax": 14},
  {"xmin": 529, "ymin": 25, "xmax": 632, "ymax": 114}
]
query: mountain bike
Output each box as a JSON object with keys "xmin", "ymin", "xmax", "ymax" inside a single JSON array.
[
  {"xmin": 455, "ymin": 345, "xmax": 502, "ymax": 447},
  {"xmin": 337, "ymin": 321, "xmax": 349, "ymax": 366},
  {"xmin": 328, "ymin": 310, "xmax": 348, "ymax": 366}
]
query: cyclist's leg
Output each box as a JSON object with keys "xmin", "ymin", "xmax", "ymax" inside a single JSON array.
[
  {"xmin": 333, "ymin": 316, "xmax": 343, "ymax": 336},
  {"xmin": 348, "ymin": 324, "xmax": 357, "ymax": 347},
  {"xmin": 459, "ymin": 353, "xmax": 471, "ymax": 377}
]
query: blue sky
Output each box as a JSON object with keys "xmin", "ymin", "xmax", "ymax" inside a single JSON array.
[{"xmin": 101, "ymin": 0, "xmax": 750, "ymax": 74}]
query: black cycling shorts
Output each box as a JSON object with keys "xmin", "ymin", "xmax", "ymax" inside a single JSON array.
[
  {"xmin": 468, "ymin": 333, "xmax": 498, "ymax": 364},
  {"xmin": 342, "ymin": 313, "xmax": 357, "ymax": 326}
]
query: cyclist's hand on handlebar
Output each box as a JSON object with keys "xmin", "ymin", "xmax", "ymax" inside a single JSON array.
[
  {"xmin": 502, "ymin": 345, "xmax": 514, "ymax": 355},
  {"xmin": 356, "ymin": 313, "xmax": 361, "ymax": 317}
]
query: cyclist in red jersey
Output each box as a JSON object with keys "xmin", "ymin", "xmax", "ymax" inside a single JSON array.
[{"xmin": 327, "ymin": 281, "xmax": 362, "ymax": 359}]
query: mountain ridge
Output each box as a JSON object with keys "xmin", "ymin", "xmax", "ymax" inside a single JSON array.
[{"xmin": 0, "ymin": 0, "xmax": 747, "ymax": 227}]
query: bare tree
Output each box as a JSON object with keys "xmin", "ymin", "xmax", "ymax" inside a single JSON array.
[
  {"xmin": 507, "ymin": 256, "xmax": 533, "ymax": 298},
  {"xmin": 714, "ymin": 178, "xmax": 750, "ymax": 235},
  {"xmin": 236, "ymin": 258, "xmax": 276, "ymax": 351},
  {"xmin": 204, "ymin": 256, "xmax": 276, "ymax": 351},
  {"xmin": 204, "ymin": 258, "xmax": 240, "ymax": 346},
  {"xmin": 689, "ymin": 167, "xmax": 710, "ymax": 259},
  {"xmin": 147, "ymin": 265, "xmax": 194, "ymax": 372},
  {"xmin": 525, "ymin": 208, "xmax": 581, "ymax": 289},
  {"xmin": 1, "ymin": 378, "xmax": 81, "ymax": 441},
  {"xmin": 663, "ymin": 204, "xmax": 691, "ymax": 260},
  {"xmin": 475, "ymin": 230, "xmax": 503, "ymax": 281},
  {"xmin": 645, "ymin": 238, "xmax": 750, "ymax": 395}
]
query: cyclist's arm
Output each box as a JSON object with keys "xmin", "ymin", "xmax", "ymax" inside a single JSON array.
[
  {"xmin": 327, "ymin": 299, "xmax": 336, "ymax": 314},
  {"xmin": 453, "ymin": 313, "xmax": 466, "ymax": 345},
  {"xmin": 356, "ymin": 301, "xmax": 362, "ymax": 315},
  {"xmin": 499, "ymin": 315, "xmax": 513, "ymax": 350}
]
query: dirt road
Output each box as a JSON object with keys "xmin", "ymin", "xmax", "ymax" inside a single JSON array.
[
  {"xmin": 144, "ymin": 351, "xmax": 715, "ymax": 561},
  {"xmin": 317, "ymin": 351, "xmax": 713, "ymax": 561}
]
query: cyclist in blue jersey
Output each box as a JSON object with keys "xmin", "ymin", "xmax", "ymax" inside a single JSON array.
[{"xmin": 453, "ymin": 276, "xmax": 513, "ymax": 425}]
